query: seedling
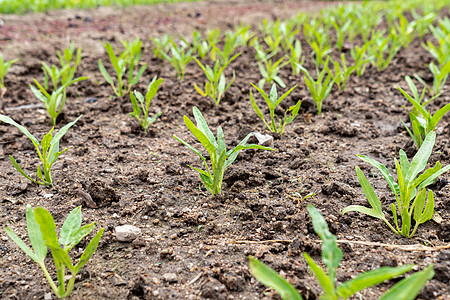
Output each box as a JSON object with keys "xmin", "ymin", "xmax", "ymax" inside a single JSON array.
[
  {"xmin": 415, "ymin": 61, "xmax": 450, "ymax": 97},
  {"xmin": 129, "ymin": 77, "xmax": 163, "ymax": 133},
  {"xmin": 391, "ymin": 13, "xmax": 416, "ymax": 48},
  {"xmin": 350, "ymin": 42, "xmax": 374, "ymax": 77},
  {"xmin": 161, "ymin": 41, "xmax": 195, "ymax": 81},
  {"xmin": 5, "ymin": 205, "xmax": 104, "ymax": 298},
  {"xmin": 331, "ymin": 53, "xmax": 356, "ymax": 90},
  {"xmin": 343, "ymin": 131, "xmax": 450, "ymax": 238},
  {"xmin": 285, "ymin": 39, "xmax": 304, "ymax": 76},
  {"xmin": 98, "ymin": 38, "xmax": 147, "ymax": 98},
  {"xmin": 308, "ymin": 32, "xmax": 332, "ymax": 67},
  {"xmin": 0, "ymin": 55, "xmax": 19, "ymax": 98},
  {"xmin": 173, "ymin": 107, "xmax": 273, "ymax": 196},
  {"xmin": 249, "ymin": 205, "xmax": 434, "ymax": 300},
  {"xmin": 191, "ymin": 31, "xmax": 210, "ymax": 59},
  {"xmin": 298, "ymin": 59, "xmax": 334, "ymax": 115},
  {"xmin": 331, "ymin": 18, "xmax": 351, "ymax": 51},
  {"xmin": 249, "ymin": 83, "xmax": 301, "ymax": 134},
  {"xmin": 210, "ymin": 31, "xmax": 240, "ymax": 65},
  {"xmin": 258, "ymin": 56, "xmax": 288, "ymax": 88},
  {"xmin": 0, "ymin": 115, "xmax": 82, "ymax": 186},
  {"xmin": 56, "ymin": 41, "xmax": 82, "ymax": 87},
  {"xmin": 31, "ymin": 77, "xmax": 87, "ymax": 126},
  {"xmin": 194, "ymin": 53, "xmax": 239, "ymax": 107},
  {"xmin": 234, "ymin": 24, "xmax": 255, "ymax": 47},
  {"xmin": 397, "ymin": 76, "xmax": 447, "ymax": 148},
  {"xmin": 150, "ymin": 34, "xmax": 173, "ymax": 59},
  {"xmin": 368, "ymin": 30, "xmax": 402, "ymax": 71}
]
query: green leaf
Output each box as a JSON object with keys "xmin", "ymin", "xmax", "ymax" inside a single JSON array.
[
  {"xmin": 0, "ymin": 114, "xmax": 39, "ymax": 146},
  {"xmin": 354, "ymin": 166, "xmax": 384, "ymax": 217},
  {"xmin": 74, "ymin": 228, "xmax": 104, "ymax": 273},
  {"xmin": 5, "ymin": 226, "xmax": 39, "ymax": 263},
  {"xmin": 26, "ymin": 205, "xmax": 47, "ymax": 262},
  {"xmin": 98, "ymin": 59, "xmax": 113, "ymax": 84},
  {"xmin": 307, "ymin": 205, "xmax": 342, "ymax": 274},
  {"xmin": 342, "ymin": 205, "xmax": 386, "ymax": 220},
  {"xmin": 357, "ymin": 155, "xmax": 398, "ymax": 196},
  {"xmin": 379, "ymin": 265, "xmax": 434, "ymax": 300},
  {"xmin": 337, "ymin": 265, "xmax": 414, "ymax": 298},
  {"xmin": 50, "ymin": 115, "xmax": 82, "ymax": 148},
  {"xmin": 173, "ymin": 135, "xmax": 205, "ymax": 161},
  {"xmin": 303, "ymin": 252, "xmax": 336, "ymax": 297},
  {"xmin": 406, "ymin": 131, "xmax": 435, "ymax": 183},
  {"xmin": 59, "ymin": 206, "xmax": 82, "ymax": 248},
  {"xmin": 64, "ymin": 223, "xmax": 96, "ymax": 252},
  {"xmin": 193, "ymin": 107, "xmax": 217, "ymax": 148},
  {"xmin": 249, "ymin": 256, "xmax": 303, "ymax": 300},
  {"xmin": 34, "ymin": 207, "xmax": 59, "ymax": 248},
  {"xmin": 184, "ymin": 114, "xmax": 217, "ymax": 164}
]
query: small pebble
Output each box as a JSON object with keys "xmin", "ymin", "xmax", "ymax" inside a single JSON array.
[
  {"xmin": 162, "ymin": 273, "xmax": 178, "ymax": 283},
  {"xmin": 115, "ymin": 225, "xmax": 141, "ymax": 242}
]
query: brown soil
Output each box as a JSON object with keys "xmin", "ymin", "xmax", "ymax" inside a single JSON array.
[{"xmin": 0, "ymin": 1, "xmax": 449, "ymax": 299}]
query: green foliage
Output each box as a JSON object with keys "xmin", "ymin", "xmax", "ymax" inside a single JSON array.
[
  {"xmin": 343, "ymin": 131, "xmax": 450, "ymax": 238},
  {"xmin": 367, "ymin": 30, "xmax": 402, "ymax": 71},
  {"xmin": 161, "ymin": 41, "xmax": 195, "ymax": 81},
  {"xmin": 397, "ymin": 76, "xmax": 447, "ymax": 148},
  {"xmin": 194, "ymin": 53, "xmax": 240, "ymax": 107},
  {"xmin": 307, "ymin": 28, "xmax": 332, "ymax": 67},
  {"xmin": 30, "ymin": 76, "xmax": 87, "ymax": 126},
  {"xmin": 190, "ymin": 31, "xmax": 211, "ymax": 59},
  {"xmin": 350, "ymin": 42, "xmax": 374, "ymax": 77},
  {"xmin": 298, "ymin": 60, "xmax": 334, "ymax": 115},
  {"xmin": 5, "ymin": 205, "xmax": 104, "ymax": 298},
  {"xmin": 150, "ymin": 34, "xmax": 173, "ymax": 60},
  {"xmin": 331, "ymin": 54, "xmax": 355, "ymax": 91},
  {"xmin": 415, "ymin": 61, "xmax": 450, "ymax": 97},
  {"xmin": 249, "ymin": 83, "xmax": 301, "ymax": 134},
  {"xmin": 285, "ymin": 39, "xmax": 304, "ymax": 76},
  {"xmin": 390, "ymin": 13, "xmax": 416, "ymax": 48},
  {"xmin": 98, "ymin": 38, "xmax": 147, "ymax": 98},
  {"xmin": 52, "ymin": 41, "xmax": 83, "ymax": 88},
  {"xmin": 0, "ymin": 0, "xmax": 203, "ymax": 14},
  {"xmin": 249, "ymin": 256, "xmax": 302, "ymax": 300},
  {"xmin": 249, "ymin": 205, "xmax": 433, "ymax": 300},
  {"xmin": 129, "ymin": 77, "xmax": 163, "ymax": 133},
  {"xmin": 423, "ymin": 19, "xmax": 450, "ymax": 67},
  {"xmin": 210, "ymin": 31, "xmax": 240, "ymax": 65},
  {"xmin": 257, "ymin": 56, "xmax": 288, "ymax": 88},
  {"xmin": 0, "ymin": 115, "xmax": 82, "ymax": 186},
  {"xmin": 0, "ymin": 55, "xmax": 19, "ymax": 97},
  {"xmin": 173, "ymin": 107, "xmax": 273, "ymax": 195}
]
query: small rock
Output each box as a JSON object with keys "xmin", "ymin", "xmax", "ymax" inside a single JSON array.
[
  {"xmin": 253, "ymin": 132, "xmax": 273, "ymax": 146},
  {"xmin": 43, "ymin": 193, "xmax": 53, "ymax": 199},
  {"xmin": 162, "ymin": 273, "xmax": 178, "ymax": 283},
  {"xmin": 115, "ymin": 225, "xmax": 141, "ymax": 242},
  {"xmin": 84, "ymin": 97, "xmax": 97, "ymax": 103},
  {"xmin": 44, "ymin": 292, "xmax": 52, "ymax": 300}
]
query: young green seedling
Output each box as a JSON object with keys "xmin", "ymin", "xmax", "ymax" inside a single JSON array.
[
  {"xmin": 415, "ymin": 61, "xmax": 450, "ymax": 97},
  {"xmin": 210, "ymin": 31, "xmax": 240, "ymax": 65},
  {"xmin": 397, "ymin": 76, "xmax": 447, "ymax": 148},
  {"xmin": 161, "ymin": 41, "xmax": 195, "ymax": 81},
  {"xmin": 249, "ymin": 83, "xmax": 301, "ymax": 134},
  {"xmin": 285, "ymin": 39, "xmax": 304, "ymax": 76},
  {"xmin": 298, "ymin": 59, "xmax": 334, "ymax": 115},
  {"xmin": 30, "ymin": 76, "xmax": 87, "ymax": 126},
  {"xmin": 0, "ymin": 55, "xmax": 19, "ymax": 98},
  {"xmin": 98, "ymin": 38, "xmax": 147, "ymax": 98},
  {"xmin": 150, "ymin": 34, "xmax": 173, "ymax": 60},
  {"xmin": 5, "ymin": 205, "xmax": 104, "ymax": 298},
  {"xmin": 367, "ymin": 30, "xmax": 402, "ymax": 71},
  {"xmin": 129, "ymin": 77, "xmax": 163, "ymax": 133},
  {"xmin": 0, "ymin": 115, "xmax": 82, "ymax": 186},
  {"xmin": 191, "ymin": 31, "xmax": 211, "ymax": 59},
  {"xmin": 194, "ymin": 53, "xmax": 240, "ymax": 107},
  {"xmin": 258, "ymin": 56, "xmax": 288, "ymax": 88},
  {"xmin": 343, "ymin": 131, "xmax": 450, "ymax": 238},
  {"xmin": 350, "ymin": 42, "xmax": 374, "ymax": 77},
  {"xmin": 55, "ymin": 41, "xmax": 82, "ymax": 87},
  {"xmin": 249, "ymin": 205, "xmax": 434, "ymax": 300},
  {"xmin": 173, "ymin": 107, "xmax": 274, "ymax": 196},
  {"xmin": 331, "ymin": 53, "xmax": 356, "ymax": 91}
]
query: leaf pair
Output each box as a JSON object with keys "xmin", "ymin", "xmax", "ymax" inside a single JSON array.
[
  {"xmin": 343, "ymin": 131, "xmax": 450, "ymax": 238},
  {"xmin": 98, "ymin": 38, "xmax": 147, "ymax": 98},
  {"xmin": 0, "ymin": 114, "xmax": 81, "ymax": 186},
  {"xmin": 193, "ymin": 53, "xmax": 240, "ymax": 107},
  {"xmin": 250, "ymin": 83, "xmax": 301, "ymax": 134},
  {"xmin": 5, "ymin": 205, "xmax": 104, "ymax": 298},
  {"xmin": 258, "ymin": 56, "xmax": 288, "ymax": 88},
  {"xmin": 173, "ymin": 107, "xmax": 274, "ymax": 195},
  {"xmin": 298, "ymin": 60, "xmax": 334, "ymax": 115},
  {"xmin": 397, "ymin": 75, "xmax": 448, "ymax": 148},
  {"xmin": 129, "ymin": 77, "xmax": 163, "ymax": 133},
  {"xmin": 249, "ymin": 205, "xmax": 434, "ymax": 300}
]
